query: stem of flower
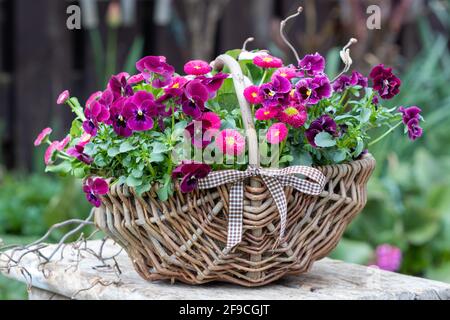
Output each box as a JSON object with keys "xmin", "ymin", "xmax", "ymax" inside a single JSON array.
[
  {"xmin": 242, "ymin": 37, "xmax": 255, "ymax": 51},
  {"xmin": 339, "ymin": 89, "xmax": 349, "ymax": 108},
  {"xmin": 259, "ymin": 70, "xmax": 268, "ymax": 86},
  {"xmin": 66, "ymin": 100, "xmax": 86, "ymax": 121},
  {"xmin": 368, "ymin": 121, "xmax": 403, "ymax": 147},
  {"xmin": 280, "ymin": 7, "xmax": 303, "ymax": 63}
]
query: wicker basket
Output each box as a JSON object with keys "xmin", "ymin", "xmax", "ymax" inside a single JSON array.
[{"xmin": 94, "ymin": 54, "xmax": 376, "ymax": 287}]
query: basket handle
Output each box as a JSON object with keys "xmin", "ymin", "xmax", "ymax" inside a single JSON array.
[{"xmin": 211, "ymin": 54, "xmax": 260, "ymax": 167}]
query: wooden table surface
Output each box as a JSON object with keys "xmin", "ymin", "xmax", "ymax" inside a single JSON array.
[{"xmin": 1, "ymin": 240, "xmax": 450, "ymax": 300}]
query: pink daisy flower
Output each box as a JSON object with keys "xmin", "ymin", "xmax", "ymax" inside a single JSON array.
[
  {"xmin": 34, "ymin": 127, "xmax": 52, "ymax": 146},
  {"xmin": 201, "ymin": 112, "xmax": 221, "ymax": 131},
  {"xmin": 57, "ymin": 135, "xmax": 71, "ymax": 150},
  {"xmin": 244, "ymin": 85, "xmax": 263, "ymax": 104},
  {"xmin": 253, "ymin": 54, "xmax": 283, "ymax": 69},
  {"xmin": 266, "ymin": 123, "xmax": 288, "ymax": 144},
  {"xmin": 57, "ymin": 90, "xmax": 70, "ymax": 105},
  {"xmin": 375, "ymin": 244, "xmax": 402, "ymax": 272},
  {"xmin": 215, "ymin": 129, "xmax": 246, "ymax": 156},
  {"xmin": 184, "ymin": 60, "xmax": 212, "ymax": 76},
  {"xmin": 273, "ymin": 67, "xmax": 298, "ymax": 80},
  {"xmin": 44, "ymin": 141, "xmax": 60, "ymax": 165},
  {"xmin": 255, "ymin": 107, "xmax": 278, "ymax": 121},
  {"xmin": 278, "ymin": 105, "xmax": 308, "ymax": 128},
  {"xmin": 78, "ymin": 132, "xmax": 92, "ymax": 147}
]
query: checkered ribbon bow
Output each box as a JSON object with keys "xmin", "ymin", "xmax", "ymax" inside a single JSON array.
[{"xmin": 198, "ymin": 166, "xmax": 327, "ymax": 250}]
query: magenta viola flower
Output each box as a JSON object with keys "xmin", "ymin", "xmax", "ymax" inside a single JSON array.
[
  {"xmin": 34, "ymin": 127, "xmax": 52, "ymax": 146},
  {"xmin": 259, "ymin": 75, "xmax": 291, "ymax": 108},
  {"xmin": 273, "ymin": 66, "xmax": 299, "ymax": 80},
  {"xmin": 172, "ymin": 161, "xmax": 211, "ymax": 193},
  {"xmin": 369, "ymin": 64, "xmax": 401, "ymax": 100},
  {"xmin": 86, "ymin": 91, "xmax": 103, "ymax": 108},
  {"xmin": 305, "ymin": 115, "xmax": 338, "ymax": 147},
  {"xmin": 109, "ymin": 72, "xmax": 134, "ymax": 99},
  {"xmin": 44, "ymin": 141, "xmax": 60, "ymax": 165},
  {"xmin": 186, "ymin": 118, "xmax": 216, "ymax": 148},
  {"xmin": 215, "ymin": 129, "xmax": 246, "ymax": 156},
  {"xmin": 182, "ymin": 80, "xmax": 209, "ymax": 119},
  {"xmin": 375, "ymin": 244, "xmax": 402, "ymax": 272},
  {"xmin": 255, "ymin": 107, "xmax": 278, "ymax": 121},
  {"xmin": 136, "ymin": 55, "xmax": 175, "ymax": 88},
  {"xmin": 110, "ymin": 98, "xmax": 133, "ymax": 137},
  {"xmin": 266, "ymin": 123, "xmax": 288, "ymax": 144},
  {"xmin": 332, "ymin": 75, "xmax": 352, "ymax": 93},
  {"xmin": 244, "ymin": 85, "xmax": 263, "ymax": 105},
  {"xmin": 67, "ymin": 144, "xmax": 94, "ymax": 165},
  {"xmin": 253, "ymin": 54, "xmax": 283, "ymax": 69},
  {"xmin": 127, "ymin": 73, "xmax": 144, "ymax": 85},
  {"xmin": 57, "ymin": 90, "xmax": 70, "ymax": 105},
  {"xmin": 184, "ymin": 60, "xmax": 211, "ymax": 76},
  {"xmin": 201, "ymin": 112, "xmax": 221, "ymax": 131},
  {"xmin": 299, "ymin": 53, "xmax": 325, "ymax": 76},
  {"xmin": 295, "ymin": 75, "xmax": 332, "ymax": 105},
  {"xmin": 351, "ymin": 71, "xmax": 368, "ymax": 88},
  {"xmin": 83, "ymin": 100, "xmax": 110, "ymax": 136},
  {"xmin": 165, "ymin": 76, "xmax": 188, "ymax": 96},
  {"xmin": 399, "ymin": 106, "xmax": 423, "ymax": 141},
  {"xmin": 278, "ymin": 105, "xmax": 307, "ymax": 128},
  {"xmin": 83, "ymin": 177, "xmax": 109, "ymax": 207},
  {"xmin": 123, "ymin": 100, "xmax": 155, "ymax": 131},
  {"xmin": 198, "ymin": 73, "xmax": 228, "ymax": 97}
]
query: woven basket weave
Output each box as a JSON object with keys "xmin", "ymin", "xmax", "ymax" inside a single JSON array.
[{"xmin": 94, "ymin": 54, "xmax": 376, "ymax": 287}]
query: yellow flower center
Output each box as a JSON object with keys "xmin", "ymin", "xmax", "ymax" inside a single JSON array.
[
  {"xmin": 268, "ymin": 91, "xmax": 276, "ymax": 97},
  {"xmin": 138, "ymin": 110, "xmax": 143, "ymax": 116},
  {"xmin": 273, "ymin": 130, "xmax": 280, "ymax": 137},
  {"xmin": 194, "ymin": 65, "xmax": 202, "ymax": 70},
  {"xmin": 306, "ymin": 89, "xmax": 312, "ymax": 97},
  {"xmin": 118, "ymin": 115, "xmax": 124, "ymax": 121},
  {"xmin": 226, "ymin": 137, "xmax": 236, "ymax": 146},
  {"xmin": 284, "ymin": 107, "xmax": 299, "ymax": 117},
  {"xmin": 290, "ymin": 89, "xmax": 296, "ymax": 97},
  {"xmin": 263, "ymin": 57, "xmax": 273, "ymax": 63},
  {"xmin": 280, "ymin": 72, "xmax": 288, "ymax": 77},
  {"xmin": 172, "ymin": 83, "xmax": 180, "ymax": 89},
  {"xmin": 251, "ymin": 92, "xmax": 258, "ymax": 98},
  {"xmin": 264, "ymin": 111, "xmax": 271, "ymax": 116}
]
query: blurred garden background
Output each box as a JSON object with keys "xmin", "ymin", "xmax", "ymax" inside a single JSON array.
[{"xmin": 0, "ymin": 0, "xmax": 450, "ymax": 299}]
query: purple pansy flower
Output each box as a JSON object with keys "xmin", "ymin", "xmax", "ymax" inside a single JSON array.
[
  {"xmin": 172, "ymin": 161, "xmax": 211, "ymax": 193},
  {"xmin": 123, "ymin": 100, "xmax": 156, "ymax": 131},
  {"xmin": 181, "ymin": 80, "xmax": 209, "ymax": 119},
  {"xmin": 369, "ymin": 64, "xmax": 401, "ymax": 100},
  {"xmin": 197, "ymin": 72, "xmax": 229, "ymax": 98},
  {"xmin": 305, "ymin": 115, "xmax": 338, "ymax": 147},
  {"xmin": 108, "ymin": 73, "xmax": 134, "ymax": 99},
  {"xmin": 295, "ymin": 75, "xmax": 332, "ymax": 105},
  {"xmin": 136, "ymin": 55, "xmax": 175, "ymax": 88},
  {"xmin": 82, "ymin": 100, "xmax": 110, "ymax": 136},
  {"xmin": 67, "ymin": 144, "xmax": 94, "ymax": 165},
  {"xmin": 259, "ymin": 75, "xmax": 291, "ymax": 108},
  {"xmin": 375, "ymin": 244, "xmax": 402, "ymax": 272},
  {"xmin": 351, "ymin": 71, "xmax": 368, "ymax": 88},
  {"xmin": 332, "ymin": 75, "xmax": 352, "ymax": 93},
  {"xmin": 110, "ymin": 98, "xmax": 133, "ymax": 137},
  {"xmin": 299, "ymin": 53, "xmax": 325, "ymax": 77},
  {"xmin": 399, "ymin": 106, "xmax": 423, "ymax": 141},
  {"xmin": 83, "ymin": 177, "xmax": 109, "ymax": 207}
]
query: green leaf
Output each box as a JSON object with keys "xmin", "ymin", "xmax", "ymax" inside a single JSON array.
[
  {"xmin": 149, "ymin": 153, "xmax": 164, "ymax": 163},
  {"xmin": 126, "ymin": 175, "xmax": 142, "ymax": 187},
  {"xmin": 332, "ymin": 150, "xmax": 347, "ymax": 163},
  {"xmin": 119, "ymin": 141, "xmax": 137, "ymax": 153},
  {"xmin": 152, "ymin": 142, "xmax": 168, "ymax": 154},
  {"xmin": 353, "ymin": 138, "xmax": 364, "ymax": 158},
  {"xmin": 135, "ymin": 183, "xmax": 151, "ymax": 195},
  {"xmin": 359, "ymin": 107, "xmax": 372, "ymax": 123},
  {"xmin": 70, "ymin": 119, "xmax": 83, "ymax": 137},
  {"xmin": 73, "ymin": 167, "xmax": 86, "ymax": 179},
  {"xmin": 225, "ymin": 49, "xmax": 242, "ymax": 60},
  {"xmin": 314, "ymin": 132, "xmax": 337, "ymax": 148},
  {"xmin": 45, "ymin": 162, "xmax": 72, "ymax": 174},
  {"xmin": 107, "ymin": 147, "xmax": 120, "ymax": 157},
  {"xmin": 291, "ymin": 151, "xmax": 313, "ymax": 166},
  {"xmin": 131, "ymin": 169, "xmax": 143, "ymax": 178}
]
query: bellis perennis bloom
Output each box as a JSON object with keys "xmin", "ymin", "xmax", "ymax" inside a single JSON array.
[
  {"xmin": 34, "ymin": 127, "xmax": 52, "ymax": 146},
  {"xmin": 83, "ymin": 177, "xmax": 109, "ymax": 207},
  {"xmin": 253, "ymin": 54, "xmax": 283, "ymax": 69},
  {"xmin": 215, "ymin": 129, "xmax": 246, "ymax": 156},
  {"xmin": 278, "ymin": 105, "xmax": 307, "ymax": 128},
  {"xmin": 184, "ymin": 60, "xmax": 212, "ymax": 76},
  {"xmin": 266, "ymin": 123, "xmax": 288, "ymax": 144},
  {"xmin": 255, "ymin": 107, "xmax": 278, "ymax": 121},
  {"xmin": 57, "ymin": 90, "xmax": 70, "ymax": 105},
  {"xmin": 244, "ymin": 85, "xmax": 263, "ymax": 104}
]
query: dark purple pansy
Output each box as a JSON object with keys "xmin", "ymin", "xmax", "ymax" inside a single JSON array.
[
  {"xmin": 197, "ymin": 72, "xmax": 228, "ymax": 98},
  {"xmin": 259, "ymin": 75, "xmax": 291, "ymax": 108},
  {"xmin": 136, "ymin": 55, "xmax": 175, "ymax": 88},
  {"xmin": 351, "ymin": 71, "xmax": 368, "ymax": 88},
  {"xmin": 185, "ymin": 118, "xmax": 216, "ymax": 148},
  {"xmin": 182, "ymin": 80, "xmax": 209, "ymax": 119},
  {"xmin": 299, "ymin": 53, "xmax": 325, "ymax": 76},
  {"xmin": 172, "ymin": 161, "xmax": 211, "ymax": 193},
  {"xmin": 83, "ymin": 177, "xmax": 109, "ymax": 207},
  {"xmin": 109, "ymin": 73, "xmax": 134, "ymax": 99},
  {"xmin": 369, "ymin": 64, "xmax": 401, "ymax": 100},
  {"xmin": 67, "ymin": 144, "xmax": 94, "ymax": 165},
  {"xmin": 110, "ymin": 98, "xmax": 133, "ymax": 137},
  {"xmin": 399, "ymin": 106, "xmax": 423, "ymax": 141},
  {"xmin": 295, "ymin": 75, "xmax": 332, "ymax": 105},
  {"xmin": 305, "ymin": 115, "xmax": 338, "ymax": 147},
  {"xmin": 82, "ymin": 100, "xmax": 110, "ymax": 136},
  {"xmin": 332, "ymin": 75, "xmax": 352, "ymax": 93},
  {"xmin": 123, "ymin": 100, "xmax": 156, "ymax": 131}
]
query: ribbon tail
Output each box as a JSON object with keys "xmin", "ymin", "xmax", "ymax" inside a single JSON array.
[
  {"xmin": 225, "ymin": 180, "xmax": 244, "ymax": 250},
  {"xmin": 261, "ymin": 176, "xmax": 287, "ymax": 242}
]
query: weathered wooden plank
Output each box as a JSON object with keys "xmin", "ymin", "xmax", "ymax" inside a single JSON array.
[{"xmin": 1, "ymin": 240, "xmax": 449, "ymax": 300}]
